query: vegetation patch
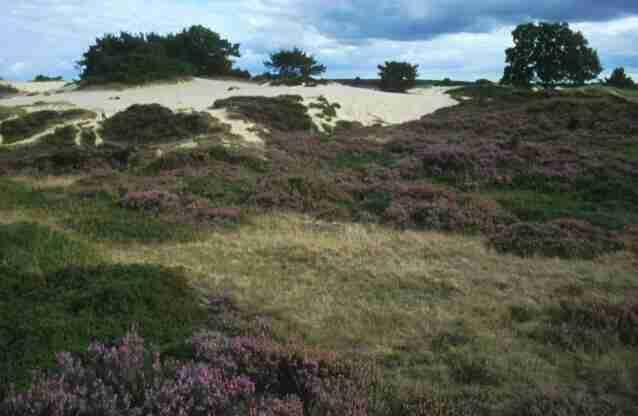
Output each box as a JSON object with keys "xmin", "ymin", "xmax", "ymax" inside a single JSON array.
[
  {"xmin": 101, "ymin": 104, "xmax": 227, "ymax": 145},
  {"xmin": 212, "ymin": 95, "xmax": 316, "ymax": 132},
  {"xmin": 0, "ymin": 105, "xmax": 26, "ymax": 122},
  {"xmin": 40, "ymin": 125, "xmax": 79, "ymax": 147},
  {"xmin": 308, "ymin": 95, "xmax": 341, "ymax": 121},
  {"xmin": 533, "ymin": 299, "xmax": 638, "ymax": 354},
  {"xmin": 1, "ymin": 330, "xmax": 371, "ymax": 415},
  {"xmin": 0, "ymin": 83, "xmax": 19, "ymax": 98},
  {"xmin": 0, "ymin": 262, "xmax": 207, "ymax": 389},
  {"xmin": 0, "ymin": 109, "xmax": 95, "ymax": 144},
  {"xmin": 489, "ymin": 219, "xmax": 624, "ymax": 259}
]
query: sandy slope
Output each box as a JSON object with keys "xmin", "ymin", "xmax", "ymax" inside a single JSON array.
[
  {"xmin": 1, "ymin": 78, "xmax": 457, "ymax": 143},
  {"xmin": 1, "ymin": 81, "xmax": 68, "ymax": 94}
]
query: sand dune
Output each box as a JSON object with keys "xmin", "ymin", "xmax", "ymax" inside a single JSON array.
[{"xmin": 1, "ymin": 78, "xmax": 457, "ymax": 143}]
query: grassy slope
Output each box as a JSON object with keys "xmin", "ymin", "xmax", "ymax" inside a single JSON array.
[{"xmin": 2, "ymin": 175, "xmax": 637, "ymax": 411}]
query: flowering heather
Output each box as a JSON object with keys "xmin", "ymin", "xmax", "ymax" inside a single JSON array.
[{"xmin": 2, "ymin": 331, "xmax": 371, "ymax": 416}]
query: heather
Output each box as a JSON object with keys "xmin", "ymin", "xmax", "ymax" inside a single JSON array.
[
  {"xmin": 100, "ymin": 104, "xmax": 230, "ymax": 145},
  {"xmin": 0, "ymin": 109, "xmax": 96, "ymax": 144},
  {"xmin": 1, "ymin": 85, "xmax": 637, "ymax": 414}
]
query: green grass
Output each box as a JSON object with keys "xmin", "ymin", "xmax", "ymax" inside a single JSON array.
[
  {"xmin": 0, "ymin": 260, "xmax": 207, "ymax": 388},
  {"xmin": 62, "ymin": 192, "xmax": 199, "ymax": 243},
  {"xmin": 487, "ymin": 189, "xmax": 638, "ymax": 231}
]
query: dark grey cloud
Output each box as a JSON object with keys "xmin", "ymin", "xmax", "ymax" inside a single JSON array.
[{"xmin": 312, "ymin": 0, "xmax": 638, "ymax": 41}]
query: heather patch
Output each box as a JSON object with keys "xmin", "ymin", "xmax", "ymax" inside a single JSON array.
[
  {"xmin": 0, "ymin": 109, "xmax": 96, "ymax": 144},
  {"xmin": 212, "ymin": 95, "xmax": 316, "ymax": 132},
  {"xmin": 489, "ymin": 219, "xmax": 624, "ymax": 259},
  {"xmin": 1, "ymin": 330, "xmax": 373, "ymax": 416},
  {"xmin": 101, "ymin": 104, "xmax": 229, "ymax": 145}
]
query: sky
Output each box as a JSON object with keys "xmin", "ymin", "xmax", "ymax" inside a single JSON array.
[{"xmin": 1, "ymin": 0, "xmax": 638, "ymax": 81}]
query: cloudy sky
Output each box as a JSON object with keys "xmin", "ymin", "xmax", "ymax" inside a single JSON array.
[{"xmin": 2, "ymin": 0, "xmax": 638, "ymax": 81}]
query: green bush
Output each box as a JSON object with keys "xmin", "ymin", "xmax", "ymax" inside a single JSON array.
[
  {"xmin": 101, "ymin": 104, "xmax": 219, "ymax": 145},
  {"xmin": 0, "ymin": 109, "xmax": 95, "ymax": 144},
  {"xmin": 212, "ymin": 95, "xmax": 316, "ymax": 132}
]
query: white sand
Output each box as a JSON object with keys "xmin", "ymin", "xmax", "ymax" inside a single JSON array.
[
  {"xmin": 1, "ymin": 78, "xmax": 457, "ymax": 143},
  {"xmin": 1, "ymin": 80, "xmax": 68, "ymax": 94}
]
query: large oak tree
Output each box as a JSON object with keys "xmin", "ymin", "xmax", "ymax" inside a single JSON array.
[{"xmin": 501, "ymin": 22, "xmax": 602, "ymax": 88}]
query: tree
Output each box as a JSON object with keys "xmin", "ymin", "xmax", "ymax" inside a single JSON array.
[
  {"xmin": 378, "ymin": 61, "xmax": 418, "ymax": 93},
  {"xmin": 77, "ymin": 26, "xmax": 241, "ymax": 85},
  {"xmin": 605, "ymin": 67, "xmax": 635, "ymax": 88},
  {"xmin": 264, "ymin": 48, "xmax": 326, "ymax": 83},
  {"xmin": 501, "ymin": 22, "xmax": 602, "ymax": 88}
]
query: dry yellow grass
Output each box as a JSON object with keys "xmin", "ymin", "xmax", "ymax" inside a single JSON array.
[{"xmin": 104, "ymin": 213, "xmax": 637, "ymax": 386}]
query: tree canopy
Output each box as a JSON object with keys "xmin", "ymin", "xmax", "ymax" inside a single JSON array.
[
  {"xmin": 77, "ymin": 25, "xmax": 244, "ymax": 85},
  {"xmin": 605, "ymin": 67, "xmax": 635, "ymax": 89},
  {"xmin": 263, "ymin": 48, "xmax": 326, "ymax": 83},
  {"xmin": 501, "ymin": 22, "xmax": 602, "ymax": 88},
  {"xmin": 378, "ymin": 61, "xmax": 419, "ymax": 93}
]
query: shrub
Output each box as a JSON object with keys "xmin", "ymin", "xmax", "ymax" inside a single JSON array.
[
  {"xmin": 535, "ymin": 299, "xmax": 638, "ymax": 353},
  {"xmin": 0, "ymin": 109, "xmax": 95, "ymax": 144},
  {"xmin": 0, "ymin": 83, "xmax": 19, "ymax": 98},
  {"xmin": 40, "ymin": 125, "xmax": 79, "ymax": 146},
  {"xmin": 488, "ymin": 219, "xmax": 624, "ymax": 259},
  {"xmin": 378, "ymin": 61, "xmax": 419, "ymax": 93},
  {"xmin": 212, "ymin": 95, "xmax": 316, "ymax": 132},
  {"xmin": 101, "ymin": 104, "xmax": 220, "ymax": 145},
  {"xmin": 1, "ymin": 331, "xmax": 371, "ymax": 416}
]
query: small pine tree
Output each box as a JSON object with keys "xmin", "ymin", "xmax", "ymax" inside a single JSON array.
[
  {"xmin": 378, "ymin": 61, "xmax": 418, "ymax": 93},
  {"xmin": 264, "ymin": 48, "xmax": 326, "ymax": 84},
  {"xmin": 606, "ymin": 67, "xmax": 635, "ymax": 88}
]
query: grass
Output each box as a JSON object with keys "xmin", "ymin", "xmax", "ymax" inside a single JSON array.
[{"xmin": 104, "ymin": 213, "xmax": 638, "ymax": 409}]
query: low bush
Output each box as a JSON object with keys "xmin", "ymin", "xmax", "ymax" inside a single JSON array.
[
  {"xmin": 488, "ymin": 219, "xmax": 624, "ymax": 258},
  {"xmin": 212, "ymin": 95, "xmax": 316, "ymax": 132},
  {"xmin": 504, "ymin": 388, "xmax": 624, "ymax": 416},
  {"xmin": 101, "ymin": 104, "xmax": 223, "ymax": 145},
  {"xmin": 0, "ymin": 109, "xmax": 95, "ymax": 144},
  {"xmin": 1, "ymin": 331, "xmax": 371, "ymax": 416},
  {"xmin": 40, "ymin": 125, "xmax": 79, "ymax": 146},
  {"xmin": 534, "ymin": 299, "xmax": 638, "ymax": 353},
  {"xmin": 120, "ymin": 190, "xmax": 182, "ymax": 214}
]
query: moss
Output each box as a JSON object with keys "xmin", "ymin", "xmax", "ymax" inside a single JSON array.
[
  {"xmin": 212, "ymin": 95, "xmax": 316, "ymax": 132},
  {"xmin": 101, "ymin": 104, "xmax": 226, "ymax": 146}
]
